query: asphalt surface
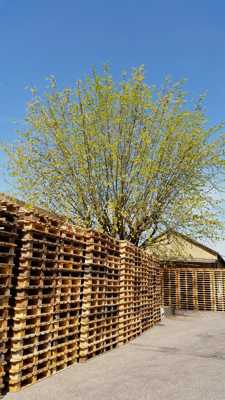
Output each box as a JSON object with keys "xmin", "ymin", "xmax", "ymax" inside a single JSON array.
[{"xmin": 4, "ymin": 311, "xmax": 225, "ymax": 400}]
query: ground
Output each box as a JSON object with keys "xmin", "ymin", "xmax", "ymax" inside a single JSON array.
[{"xmin": 4, "ymin": 311, "xmax": 225, "ymax": 400}]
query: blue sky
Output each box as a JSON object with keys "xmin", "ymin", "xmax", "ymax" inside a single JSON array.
[{"xmin": 0, "ymin": 0, "xmax": 224, "ymax": 254}]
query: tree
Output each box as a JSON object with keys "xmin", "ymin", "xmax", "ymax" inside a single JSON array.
[{"xmin": 3, "ymin": 66, "xmax": 225, "ymax": 246}]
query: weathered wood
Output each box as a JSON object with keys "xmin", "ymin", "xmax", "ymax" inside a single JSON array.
[
  {"xmin": 0, "ymin": 196, "xmax": 162, "ymax": 394},
  {"xmin": 163, "ymin": 267, "xmax": 225, "ymax": 312}
]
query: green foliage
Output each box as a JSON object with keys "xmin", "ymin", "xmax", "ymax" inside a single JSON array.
[{"xmin": 3, "ymin": 66, "xmax": 225, "ymax": 245}]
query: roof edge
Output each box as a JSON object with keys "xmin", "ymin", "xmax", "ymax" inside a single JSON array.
[{"xmin": 153, "ymin": 229, "xmax": 225, "ymax": 265}]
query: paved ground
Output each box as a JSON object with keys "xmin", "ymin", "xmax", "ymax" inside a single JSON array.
[{"xmin": 4, "ymin": 311, "xmax": 225, "ymax": 400}]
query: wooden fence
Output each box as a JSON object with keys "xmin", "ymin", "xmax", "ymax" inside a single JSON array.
[{"xmin": 0, "ymin": 195, "xmax": 161, "ymax": 394}]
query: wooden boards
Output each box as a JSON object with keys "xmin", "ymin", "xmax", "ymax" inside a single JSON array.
[
  {"xmin": 163, "ymin": 268, "xmax": 225, "ymax": 312},
  {"xmin": 0, "ymin": 196, "xmax": 162, "ymax": 394}
]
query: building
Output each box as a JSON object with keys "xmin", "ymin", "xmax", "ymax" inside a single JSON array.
[
  {"xmin": 151, "ymin": 230, "xmax": 225, "ymax": 268},
  {"xmin": 152, "ymin": 231, "xmax": 225, "ymax": 311}
]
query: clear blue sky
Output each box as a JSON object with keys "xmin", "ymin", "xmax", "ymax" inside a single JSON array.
[{"xmin": 0, "ymin": 0, "xmax": 224, "ymax": 254}]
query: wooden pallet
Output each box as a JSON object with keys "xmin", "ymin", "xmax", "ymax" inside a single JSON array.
[
  {"xmin": 163, "ymin": 268, "xmax": 225, "ymax": 312},
  {"xmin": 0, "ymin": 196, "xmax": 162, "ymax": 394},
  {"xmin": 0, "ymin": 197, "xmax": 19, "ymax": 395}
]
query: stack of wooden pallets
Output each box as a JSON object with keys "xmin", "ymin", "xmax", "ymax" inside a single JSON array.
[
  {"xmin": 9, "ymin": 208, "xmax": 62, "ymax": 391},
  {"xmin": 79, "ymin": 231, "xmax": 120, "ymax": 361},
  {"xmin": 118, "ymin": 241, "xmax": 137, "ymax": 344},
  {"xmin": 134, "ymin": 248, "xmax": 151, "ymax": 334},
  {"xmin": 0, "ymin": 195, "xmax": 162, "ymax": 394},
  {"xmin": 8, "ymin": 209, "xmax": 87, "ymax": 392},
  {"xmin": 163, "ymin": 267, "xmax": 225, "ymax": 312},
  {"xmin": 162, "ymin": 269, "xmax": 177, "ymax": 308},
  {"xmin": 0, "ymin": 198, "xmax": 18, "ymax": 395},
  {"xmin": 118, "ymin": 243, "xmax": 162, "ymax": 344},
  {"xmin": 134, "ymin": 249, "xmax": 161, "ymax": 334},
  {"xmin": 56, "ymin": 223, "xmax": 87, "ymax": 368},
  {"xmin": 153, "ymin": 263, "xmax": 162, "ymax": 323},
  {"xmin": 103, "ymin": 235, "xmax": 120, "ymax": 352},
  {"xmin": 213, "ymin": 270, "xmax": 225, "ymax": 311}
]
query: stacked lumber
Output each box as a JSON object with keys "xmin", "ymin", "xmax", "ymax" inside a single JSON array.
[
  {"xmin": 0, "ymin": 198, "xmax": 18, "ymax": 395},
  {"xmin": 163, "ymin": 268, "xmax": 225, "ymax": 312}
]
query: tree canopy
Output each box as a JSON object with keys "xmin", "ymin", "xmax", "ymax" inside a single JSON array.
[{"xmin": 4, "ymin": 66, "xmax": 225, "ymax": 246}]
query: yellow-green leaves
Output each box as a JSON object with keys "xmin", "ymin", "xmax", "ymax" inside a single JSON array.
[{"xmin": 3, "ymin": 65, "xmax": 225, "ymax": 245}]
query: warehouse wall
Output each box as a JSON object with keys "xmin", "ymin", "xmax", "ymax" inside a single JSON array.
[{"xmin": 0, "ymin": 196, "xmax": 161, "ymax": 394}]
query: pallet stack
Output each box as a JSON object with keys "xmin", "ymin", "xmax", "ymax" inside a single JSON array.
[
  {"xmin": 0, "ymin": 197, "xmax": 18, "ymax": 395},
  {"xmin": 56, "ymin": 223, "xmax": 87, "ymax": 368},
  {"xmin": 134, "ymin": 249, "xmax": 151, "ymax": 333},
  {"xmin": 119, "ymin": 241, "xmax": 141, "ymax": 344},
  {"xmin": 196, "ymin": 270, "xmax": 213, "ymax": 311},
  {"xmin": 0, "ymin": 195, "xmax": 162, "ymax": 394},
  {"xmin": 162, "ymin": 269, "xmax": 176, "ymax": 308},
  {"xmin": 79, "ymin": 231, "xmax": 120, "ymax": 360},
  {"xmin": 8, "ymin": 208, "xmax": 62, "ymax": 391},
  {"xmin": 118, "ymin": 244, "xmax": 162, "ymax": 344},
  {"xmin": 152, "ymin": 258, "xmax": 162, "ymax": 324},
  {"xmin": 134, "ymin": 249, "xmax": 161, "ymax": 333},
  {"xmin": 214, "ymin": 270, "xmax": 225, "ymax": 311},
  {"xmin": 8, "ymin": 209, "xmax": 86, "ymax": 392},
  {"xmin": 104, "ymin": 235, "xmax": 120, "ymax": 351},
  {"xmin": 163, "ymin": 268, "xmax": 225, "ymax": 312}
]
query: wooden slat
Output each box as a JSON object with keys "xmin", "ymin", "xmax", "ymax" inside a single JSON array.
[{"xmin": 163, "ymin": 267, "xmax": 225, "ymax": 312}]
